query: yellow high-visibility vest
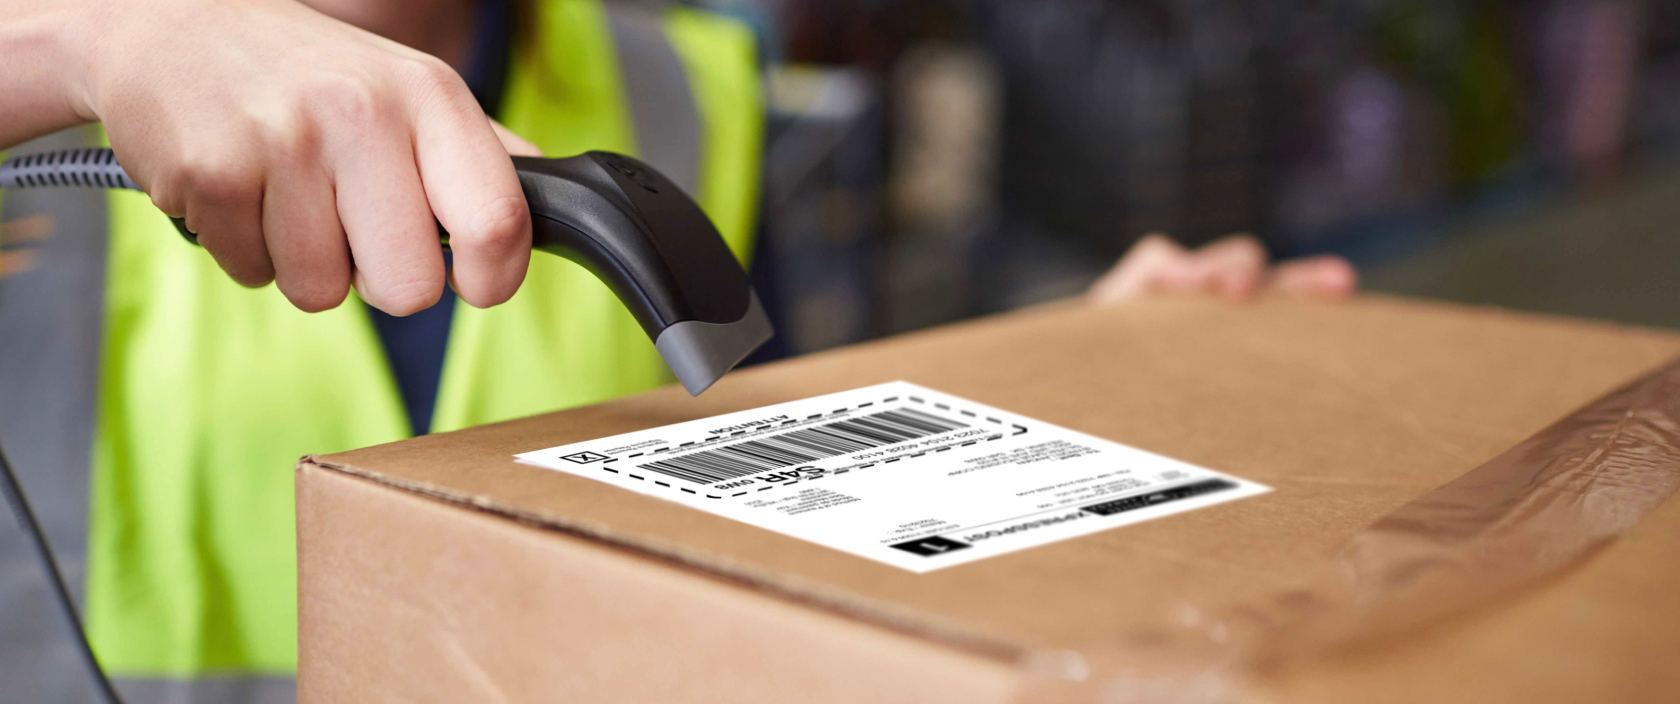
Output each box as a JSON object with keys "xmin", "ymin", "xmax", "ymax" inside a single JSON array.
[{"xmin": 83, "ymin": 0, "xmax": 761, "ymax": 676}]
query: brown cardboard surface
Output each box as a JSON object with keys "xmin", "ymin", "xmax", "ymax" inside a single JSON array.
[
  {"xmin": 297, "ymin": 462, "xmax": 1021, "ymax": 703},
  {"xmin": 302, "ymin": 296, "xmax": 1680, "ymax": 700},
  {"xmin": 1264, "ymin": 489, "xmax": 1680, "ymax": 703}
]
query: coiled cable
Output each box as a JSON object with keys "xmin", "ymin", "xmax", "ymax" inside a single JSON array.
[{"xmin": 0, "ymin": 148, "xmax": 139, "ymax": 191}]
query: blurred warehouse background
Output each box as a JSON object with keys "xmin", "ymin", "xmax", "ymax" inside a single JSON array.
[{"xmin": 701, "ymin": 0, "xmax": 1680, "ymax": 356}]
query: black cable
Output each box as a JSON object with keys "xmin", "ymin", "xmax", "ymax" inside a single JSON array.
[
  {"xmin": 2, "ymin": 148, "xmax": 135, "ymax": 702},
  {"xmin": 0, "ymin": 437, "xmax": 124, "ymax": 704}
]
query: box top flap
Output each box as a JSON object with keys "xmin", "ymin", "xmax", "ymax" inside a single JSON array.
[{"xmin": 309, "ymin": 296, "xmax": 1680, "ymax": 659}]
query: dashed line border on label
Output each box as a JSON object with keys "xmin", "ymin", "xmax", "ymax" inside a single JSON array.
[{"xmin": 584, "ymin": 394, "xmax": 1029, "ymax": 499}]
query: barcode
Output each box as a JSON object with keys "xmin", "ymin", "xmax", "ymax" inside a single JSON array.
[{"xmin": 640, "ymin": 408, "xmax": 967, "ymax": 485}]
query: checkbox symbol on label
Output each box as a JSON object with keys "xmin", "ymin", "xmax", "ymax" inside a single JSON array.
[{"xmin": 561, "ymin": 451, "xmax": 611, "ymax": 464}]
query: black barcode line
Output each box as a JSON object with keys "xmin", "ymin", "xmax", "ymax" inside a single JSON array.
[{"xmin": 639, "ymin": 408, "xmax": 966, "ymax": 485}]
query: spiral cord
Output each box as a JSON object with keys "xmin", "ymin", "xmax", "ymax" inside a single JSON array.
[{"xmin": 0, "ymin": 148, "xmax": 140, "ymax": 191}]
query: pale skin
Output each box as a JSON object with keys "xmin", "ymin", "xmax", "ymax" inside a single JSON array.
[
  {"xmin": 1088, "ymin": 234, "xmax": 1358, "ymax": 304},
  {"xmin": 0, "ymin": 0, "xmax": 1354, "ymax": 314}
]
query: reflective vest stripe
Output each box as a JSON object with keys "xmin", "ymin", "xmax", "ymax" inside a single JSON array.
[
  {"xmin": 111, "ymin": 675, "xmax": 296, "ymax": 704},
  {"xmin": 605, "ymin": 1, "xmax": 704, "ymax": 193},
  {"xmin": 663, "ymin": 4, "xmax": 764, "ymax": 265}
]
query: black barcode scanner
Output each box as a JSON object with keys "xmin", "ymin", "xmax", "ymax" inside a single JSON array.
[
  {"xmin": 0, "ymin": 148, "xmax": 773, "ymax": 394},
  {"xmin": 512, "ymin": 152, "xmax": 771, "ymax": 395}
]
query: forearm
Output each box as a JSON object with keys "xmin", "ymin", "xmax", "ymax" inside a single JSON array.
[{"xmin": 0, "ymin": 3, "xmax": 92, "ymax": 148}]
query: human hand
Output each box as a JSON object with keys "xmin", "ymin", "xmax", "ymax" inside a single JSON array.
[
  {"xmin": 1087, "ymin": 234, "xmax": 1357, "ymax": 304},
  {"xmin": 68, "ymin": 0, "xmax": 539, "ymax": 314}
]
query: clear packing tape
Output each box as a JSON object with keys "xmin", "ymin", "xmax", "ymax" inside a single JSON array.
[{"xmin": 1018, "ymin": 356, "xmax": 1680, "ymax": 704}]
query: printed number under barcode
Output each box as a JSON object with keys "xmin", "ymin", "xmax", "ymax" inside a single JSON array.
[{"xmin": 639, "ymin": 408, "xmax": 966, "ymax": 485}]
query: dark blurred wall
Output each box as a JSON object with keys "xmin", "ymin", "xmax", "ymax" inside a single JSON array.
[{"xmin": 726, "ymin": 0, "xmax": 1680, "ymax": 346}]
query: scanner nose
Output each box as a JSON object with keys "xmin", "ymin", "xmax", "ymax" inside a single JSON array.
[{"xmin": 655, "ymin": 290, "xmax": 773, "ymax": 395}]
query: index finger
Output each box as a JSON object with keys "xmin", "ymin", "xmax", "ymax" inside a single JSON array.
[{"xmin": 410, "ymin": 80, "xmax": 531, "ymax": 308}]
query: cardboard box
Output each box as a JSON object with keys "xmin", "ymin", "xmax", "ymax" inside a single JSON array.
[{"xmin": 297, "ymin": 297, "xmax": 1680, "ymax": 702}]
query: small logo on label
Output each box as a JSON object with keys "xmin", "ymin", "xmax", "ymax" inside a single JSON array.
[
  {"xmin": 561, "ymin": 451, "xmax": 611, "ymax": 464},
  {"xmin": 888, "ymin": 536, "xmax": 972, "ymax": 557}
]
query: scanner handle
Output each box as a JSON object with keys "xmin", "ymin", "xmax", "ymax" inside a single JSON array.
[{"xmin": 506, "ymin": 152, "xmax": 754, "ymax": 339}]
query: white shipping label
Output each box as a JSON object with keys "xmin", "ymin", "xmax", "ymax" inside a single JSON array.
[{"xmin": 516, "ymin": 382, "xmax": 1269, "ymax": 572}]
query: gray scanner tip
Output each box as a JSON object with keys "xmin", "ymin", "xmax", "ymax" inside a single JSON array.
[{"xmin": 655, "ymin": 291, "xmax": 773, "ymax": 396}]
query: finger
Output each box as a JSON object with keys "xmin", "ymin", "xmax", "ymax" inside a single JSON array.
[
  {"xmin": 491, "ymin": 120, "xmax": 543, "ymax": 157},
  {"xmin": 263, "ymin": 158, "xmax": 351, "ymax": 313},
  {"xmin": 110, "ymin": 147, "xmax": 185, "ymax": 219},
  {"xmin": 409, "ymin": 68, "xmax": 531, "ymax": 308},
  {"xmin": 184, "ymin": 158, "xmax": 272, "ymax": 287},
  {"xmin": 1270, "ymin": 256, "xmax": 1359, "ymax": 299},
  {"xmin": 1190, "ymin": 235, "xmax": 1267, "ymax": 301},
  {"xmin": 1088, "ymin": 233, "xmax": 1193, "ymax": 304},
  {"xmin": 333, "ymin": 129, "xmax": 446, "ymax": 316}
]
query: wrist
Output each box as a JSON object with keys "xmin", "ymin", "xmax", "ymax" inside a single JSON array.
[
  {"xmin": 54, "ymin": 1, "xmax": 110, "ymax": 122},
  {"xmin": 0, "ymin": 3, "xmax": 96, "ymax": 145}
]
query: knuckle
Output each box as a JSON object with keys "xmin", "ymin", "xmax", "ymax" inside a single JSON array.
[
  {"xmin": 452, "ymin": 195, "xmax": 528, "ymax": 252},
  {"xmin": 281, "ymin": 277, "xmax": 349, "ymax": 313},
  {"xmin": 1131, "ymin": 233, "xmax": 1179, "ymax": 256},
  {"xmin": 1227, "ymin": 232, "xmax": 1262, "ymax": 247},
  {"xmin": 269, "ymin": 118, "xmax": 323, "ymax": 161},
  {"xmin": 217, "ymin": 256, "xmax": 275, "ymax": 288},
  {"xmin": 404, "ymin": 56, "xmax": 477, "ymax": 114},
  {"xmin": 149, "ymin": 189, "xmax": 185, "ymax": 217},
  {"xmin": 1225, "ymin": 234, "xmax": 1266, "ymax": 256},
  {"xmin": 367, "ymin": 275, "xmax": 442, "ymax": 316},
  {"xmin": 175, "ymin": 155, "xmax": 262, "ymax": 204},
  {"xmin": 233, "ymin": 271, "xmax": 276, "ymax": 289},
  {"xmin": 315, "ymin": 72, "xmax": 389, "ymax": 125},
  {"xmin": 407, "ymin": 56, "xmax": 462, "ymax": 91},
  {"xmin": 458, "ymin": 272, "xmax": 523, "ymax": 308}
]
